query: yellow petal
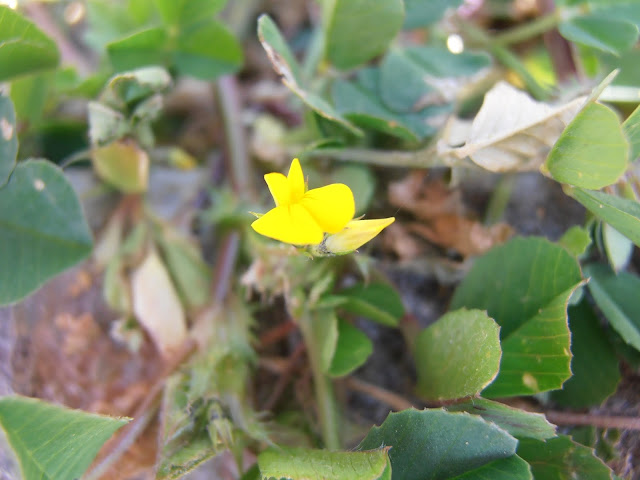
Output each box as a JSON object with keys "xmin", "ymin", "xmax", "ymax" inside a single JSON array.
[
  {"xmin": 251, "ymin": 204, "xmax": 324, "ymax": 245},
  {"xmin": 316, "ymin": 217, "xmax": 395, "ymax": 255},
  {"xmin": 300, "ymin": 183, "xmax": 355, "ymax": 234},
  {"xmin": 264, "ymin": 172, "xmax": 290, "ymax": 206},
  {"xmin": 287, "ymin": 158, "xmax": 305, "ymax": 203}
]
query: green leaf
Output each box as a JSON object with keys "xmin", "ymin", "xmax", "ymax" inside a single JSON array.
[
  {"xmin": 0, "ymin": 6, "xmax": 59, "ymax": 82},
  {"xmin": 622, "ymin": 102, "xmax": 640, "ymax": 162},
  {"xmin": 455, "ymin": 455, "xmax": 532, "ymax": 480},
  {"xmin": 403, "ymin": 0, "xmax": 463, "ymax": 29},
  {"xmin": 85, "ymin": 0, "xmax": 153, "ymax": 51},
  {"xmin": 378, "ymin": 50, "xmax": 432, "ymax": 113},
  {"xmin": 332, "ymin": 78, "xmax": 419, "ymax": 141},
  {"xmin": 591, "ymin": 1, "xmax": 640, "ymax": 29},
  {"xmin": 328, "ymin": 318, "xmax": 373, "ymax": 377},
  {"xmin": 323, "ymin": 0, "xmax": 404, "ymax": 70},
  {"xmin": 358, "ymin": 409, "xmax": 518, "ymax": 480},
  {"xmin": 108, "ymin": 20, "xmax": 242, "ymax": 81},
  {"xmin": 10, "ymin": 72, "xmax": 52, "ymax": 126},
  {"xmin": 336, "ymin": 282, "xmax": 404, "ymax": 327},
  {"xmin": 517, "ymin": 435, "xmax": 615, "ymax": 480},
  {"xmin": 559, "ymin": 14, "xmax": 638, "ymax": 55},
  {"xmin": 256, "ymin": 14, "xmax": 302, "ymax": 84},
  {"xmin": 332, "ymin": 68, "xmax": 448, "ymax": 141},
  {"xmin": 488, "ymin": 285, "xmax": 580, "ymax": 397},
  {"xmin": 0, "ymin": 160, "xmax": 93, "ymax": 305},
  {"xmin": 257, "ymin": 14, "xmax": 361, "ymax": 136},
  {"xmin": 569, "ymin": 426, "xmax": 617, "ymax": 460},
  {"xmin": 0, "ymin": 395, "xmax": 128, "ymax": 480},
  {"xmin": 0, "ymin": 94, "xmax": 17, "ymax": 186},
  {"xmin": 379, "ymin": 47, "xmax": 490, "ymax": 112},
  {"xmin": 158, "ymin": 373, "xmax": 224, "ymax": 479},
  {"xmin": 415, "ymin": 309, "xmax": 501, "ymax": 401},
  {"xmin": 452, "ymin": 236, "xmax": 581, "ymax": 341},
  {"xmin": 154, "ymin": 0, "xmax": 227, "ymax": 26},
  {"xmin": 451, "ymin": 237, "xmax": 582, "ymax": 397},
  {"xmin": 88, "ymin": 102, "xmax": 129, "ymax": 146},
  {"xmin": 159, "ymin": 434, "xmax": 218, "ymax": 480},
  {"xmin": 602, "ymin": 222, "xmax": 633, "ymax": 272},
  {"xmin": 446, "ymin": 397, "xmax": 557, "ymax": 441},
  {"xmin": 174, "ymin": 19, "xmax": 243, "ymax": 80},
  {"xmin": 129, "ymin": 0, "xmax": 156, "ymax": 24},
  {"xmin": 157, "ymin": 233, "xmax": 212, "ymax": 310},
  {"xmin": 258, "ymin": 447, "xmax": 391, "ymax": 480},
  {"xmin": 107, "ymin": 27, "xmax": 169, "ymax": 72},
  {"xmin": 551, "ymin": 302, "xmax": 620, "ymax": 408},
  {"xmin": 558, "ymin": 226, "xmax": 591, "ymax": 257},
  {"xmin": 597, "ymin": 45, "xmax": 640, "ymax": 89},
  {"xmin": 567, "ymin": 187, "xmax": 640, "ymax": 247},
  {"xmin": 545, "ymin": 102, "xmax": 628, "ymax": 189},
  {"xmin": 585, "ymin": 263, "xmax": 640, "ymax": 352},
  {"xmin": 106, "ymin": 66, "xmax": 172, "ymax": 104}
]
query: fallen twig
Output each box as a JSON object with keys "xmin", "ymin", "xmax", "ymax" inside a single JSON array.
[
  {"xmin": 546, "ymin": 411, "xmax": 640, "ymax": 431},
  {"xmin": 344, "ymin": 377, "xmax": 415, "ymax": 412}
]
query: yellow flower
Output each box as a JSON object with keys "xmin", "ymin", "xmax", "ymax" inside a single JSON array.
[
  {"xmin": 251, "ymin": 158, "xmax": 355, "ymax": 245},
  {"xmin": 310, "ymin": 217, "xmax": 395, "ymax": 256}
]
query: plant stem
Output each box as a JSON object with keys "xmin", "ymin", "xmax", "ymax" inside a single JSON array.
[
  {"xmin": 484, "ymin": 174, "xmax": 516, "ymax": 225},
  {"xmin": 216, "ymin": 75, "xmax": 256, "ymax": 202},
  {"xmin": 344, "ymin": 377, "xmax": 414, "ymax": 412},
  {"xmin": 546, "ymin": 411, "xmax": 640, "ymax": 431},
  {"xmin": 303, "ymin": 145, "xmax": 474, "ymax": 169},
  {"xmin": 537, "ymin": 0, "xmax": 579, "ymax": 83},
  {"xmin": 298, "ymin": 310, "xmax": 341, "ymax": 450},
  {"xmin": 457, "ymin": 19, "xmax": 550, "ymax": 100},
  {"xmin": 493, "ymin": 12, "xmax": 561, "ymax": 46}
]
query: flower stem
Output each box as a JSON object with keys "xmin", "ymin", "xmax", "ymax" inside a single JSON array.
[
  {"xmin": 493, "ymin": 12, "xmax": 561, "ymax": 46},
  {"xmin": 298, "ymin": 310, "xmax": 341, "ymax": 450}
]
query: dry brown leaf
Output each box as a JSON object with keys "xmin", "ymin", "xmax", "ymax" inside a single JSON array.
[
  {"xmin": 11, "ymin": 266, "xmax": 162, "ymax": 411},
  {"xmin": 382, "ymin": 223, "xmax": 425, "ymax": 260},
  {"xmin": 437, "ymin": 82, "xmax": 586, "ymax": 172},
  {"xmin": 388, "ymin": 173, "xmax": 513, "ymax": 256},
  {"xmin": 389, "ymin": 171, "xmax": 463, "ymax": 221},
  {"xmin": 408, "ymin": 218, "xmax": 513, "ymax": 257},
  {"xmin": 68, "ymin": 269, "xmax": 93, "ymax": 297},
  {"xmin": 9, "ymin": 264, "xmax": 165, "ymax": 479},
  {"xmin": 131, "ymin": 249, "xmax": 188, "ymax": 357}
]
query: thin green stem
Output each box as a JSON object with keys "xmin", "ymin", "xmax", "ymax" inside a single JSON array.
[
  {"xmin": 457, "ymin": 19, "xmax": 550, "ymax": 100},
  {"xmin": 59, "ymin": 149, "xmax": 91, "ymax": 169},
  {"xmin": 484, "ymin": 173, "xmax": 516, "ymax": 225},
  {"xmin": 298, "ymin": 310, "xmax": 341, "ymax": 450},
  {"xmin": 492, "ymin": 46, "xmax": 550, "ymax": 100},
  {"xmin": 302, "ymin": 145, "xmax": 476, "ymax": 169},
  {"xmin": 216, "ymin": 75, "xmax": 256, "ymax": 202},
  {"xmin": 493, "ymin": 12, "xmax": 561, "ymax": 46}
]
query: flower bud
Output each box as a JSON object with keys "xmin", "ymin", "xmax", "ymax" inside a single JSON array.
[{"xmin": 310, "ymin": 218, "xmax": 395, "ymax": 256}]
